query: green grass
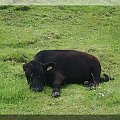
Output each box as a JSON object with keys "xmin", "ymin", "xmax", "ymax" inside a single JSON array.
[{"xmin": 0, "ymin": 5, "xmax": 120, "ymax": 115}]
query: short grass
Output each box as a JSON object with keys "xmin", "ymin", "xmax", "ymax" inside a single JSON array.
[{"xmin": 0, "ymin": 5, "xmax": 120, "ymax": 115}]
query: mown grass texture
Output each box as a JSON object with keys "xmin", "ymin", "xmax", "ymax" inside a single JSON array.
[{"xmin": 0, "ymin": 5, "xmax": 120, "ymax": 115}]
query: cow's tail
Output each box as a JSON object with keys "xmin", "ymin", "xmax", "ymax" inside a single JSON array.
[
  {"xmin": 84, "ymin": 73, "xmax": 114, "ymax": 88},
  {"xmin": 100, "ymin": 73, "xmax": 114, "ymax": 82}
]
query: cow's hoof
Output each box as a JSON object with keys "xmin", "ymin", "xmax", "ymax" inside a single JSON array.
[
  {"xmin": 52, "ymin": 92, "xmax": 60, "ymax": 98},
  {"xmin": 84, "ymin": 81, "xmax": 90, "ymax": 87}
]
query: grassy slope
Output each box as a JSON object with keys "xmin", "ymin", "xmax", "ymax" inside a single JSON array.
[{"xmin": 0, "ymin": 6, "xmax": 120, "ymax": 115}]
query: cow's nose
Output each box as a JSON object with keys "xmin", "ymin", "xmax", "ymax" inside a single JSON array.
[{"xmin": 32, "ymin": 88, "xmax": 43, "ymax": 92}]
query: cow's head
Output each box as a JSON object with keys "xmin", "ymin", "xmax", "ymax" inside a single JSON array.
[{"xmin": 23, "ymin": 60, "xmax": 55, "ymax": 92}]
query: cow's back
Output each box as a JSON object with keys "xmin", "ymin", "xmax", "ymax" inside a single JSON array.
[{"xmin": 34, "ymin": 50, "xmax": 99, "ymax": 84}]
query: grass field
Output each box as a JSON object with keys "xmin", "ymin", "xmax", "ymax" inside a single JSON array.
[{"xmin": 0, "ymin": 5, "xmax": 120, "ymax": 115}]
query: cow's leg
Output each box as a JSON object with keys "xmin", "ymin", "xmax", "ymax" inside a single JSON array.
[
  {"xmin": 52, "ymin": 72, "xmax": 64, "ymax": 97},
  {"xmin": 90, "ymin": 60, "xmax": 101, "ymax": 89}
]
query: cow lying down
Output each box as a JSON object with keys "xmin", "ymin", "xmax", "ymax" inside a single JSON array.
[{"xmin": 23, "ymin": 50, "xmax": 114, "ymax": 97}]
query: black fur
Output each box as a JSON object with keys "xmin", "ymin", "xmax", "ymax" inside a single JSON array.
[{"xmin": 23, "ymin": 50, "xmax": 113, "ymax": 97}]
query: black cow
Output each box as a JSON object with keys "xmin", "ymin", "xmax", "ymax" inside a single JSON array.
[{"xmin": 23, "ymin": 50, "xmax": 113, "ymax": 97}]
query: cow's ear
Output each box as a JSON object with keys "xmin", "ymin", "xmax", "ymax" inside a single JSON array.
[
  {"xmin": 23, "ymin": 63, "xmax": 27, "ymax": 71},
  {"xmin": 43, "ymin": 62, "xmax": 56, "ymax": 71}
]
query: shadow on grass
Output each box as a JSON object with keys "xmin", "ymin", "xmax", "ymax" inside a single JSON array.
[
  {"xmin": 14, "ymin": 6, "xmax": 31, "ymax": 11},
  {"xmin": 0, "ymin": 6, "xmax": 12, "ymax": 10},
  {"xmin": 3, "ymin": 52, "xmax": 30, "ymax": 63}
]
